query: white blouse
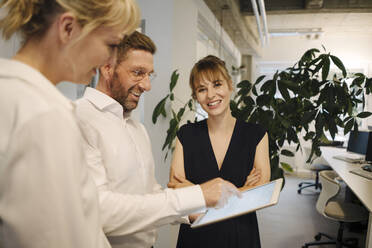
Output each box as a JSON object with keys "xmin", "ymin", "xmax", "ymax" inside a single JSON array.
[
  {"xmin": 0, "ymin": 59, "xmax": 109, "ymax": 248},
  {"xmin": 75, "ymin": 87, "xmax": 206, "ymax": 248}
]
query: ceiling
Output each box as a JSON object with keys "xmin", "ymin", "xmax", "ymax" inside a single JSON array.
[
  {"xmin": 240, "ymin": 0, "xmax": 372, "ymax": 14},
  {"xmin": 203, "ymin": 0, "xmax": 372, "ymax": 56},
  {"xmin": 255, "ymin": 12, "xmax": 372, "ymax": 35}
]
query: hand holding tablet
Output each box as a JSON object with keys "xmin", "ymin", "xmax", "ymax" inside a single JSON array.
[{"xmin": 191, "ymin": 179, "xmax": 283, "ymax": 228}]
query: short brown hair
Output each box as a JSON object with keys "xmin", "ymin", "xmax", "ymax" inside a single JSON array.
[
  {"xmin": 189, "ymin": 55, "xmax": 232, "ymax": 98},
  {"xmin": 116, "ymin": 31, "xmax": 156, "ymax": 63}
]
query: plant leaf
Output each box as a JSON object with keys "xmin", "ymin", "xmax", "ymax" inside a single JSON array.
[
  {"xmin": 170, "ymin": 70, "xmax": 179, "ymax": 92},
  {"xmin": 280, "ymin": 162, "xmax": 294, "ymax": 172},
  {"xmin": 357, "ymin": 111, "xmax": 372, "ymax": 118},
  {"xmin": 237, "ymin": 80, "xmax": 252, "ymax": 90},
  {"xmin": 255, "ymin": 75, "xmax": 266, "ymax": 85},
  {"xmin": 322, "ymin": 56, "xmax": 330, "ymax": 81},
  {"xmin": 252, "ymin": 85, "xmax": 258, "ymax": 96},
  {"xmin": 281, "ymin": 149, "xmax": 295, "ymax": 157},
  {"xmin": 152, "ymin": 95, "xmax": 169, "ymax": 124},
  {"xmin": 177, "ymin": 107, "xmax": 185, "ymax": 121},
  {"xmin": 330, "ymin": 55, "xmax": 347, "ymax": 78},
  {"xmin": 278, "ymin": 81, "xmax": 290, "ymax": 101},
  {"xmin": 344, "ymin": 118, "xmax": 354, "ymax": 135}
]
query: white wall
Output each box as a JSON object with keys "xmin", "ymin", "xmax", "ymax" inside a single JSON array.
[
  {"xmin": 135, "ymin": 1, "xmax": 180, "ymax": 247},
  {"xmin": 137, "ymin": 0, "xmax": 241, "ymax": 247},
  {"xmin": 0, "ymin": 34, "xmax": 20, "ymax": 58},
  {"xmin": 257, "ymin": 35, "xmax": 372, "ymax": 66}
]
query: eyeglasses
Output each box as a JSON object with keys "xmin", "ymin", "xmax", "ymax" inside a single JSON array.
[{"xmin": 129, "ymin": 69, "xmax": 157, "ymax": 82}]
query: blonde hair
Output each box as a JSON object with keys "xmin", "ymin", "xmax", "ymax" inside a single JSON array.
[
  {"xmin": 0, "ymin": 0, "xmax": 140, "ymax": 41},
  {"xmin": 189, "ymin": 55, "xmax": 233, "ymax": 99}
]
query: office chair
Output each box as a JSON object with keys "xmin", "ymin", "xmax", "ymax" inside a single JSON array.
[
  {"xmin": 303, "ymin": 170, "xmax": 368, "ymax": 248},
  {"xmin": 298, "ymin": 163, "xmax": 331, "ymax": 194},
  {"xmin": 298, "ymin": 142, "xmax": 342, "ymax": 194}
]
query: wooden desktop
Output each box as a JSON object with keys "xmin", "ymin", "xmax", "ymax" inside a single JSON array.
[{"xmin": 321, "ymin": 146, "xmax": 372, "ymax": 248}]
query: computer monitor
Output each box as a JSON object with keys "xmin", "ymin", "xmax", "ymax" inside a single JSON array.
[
  {"xmin": 346, "ymin": 130, "xmax": 370, "ymax": 156},
  {"xmin": 365, "ymin": 132, "xmax": 372, "ymax": 163}
]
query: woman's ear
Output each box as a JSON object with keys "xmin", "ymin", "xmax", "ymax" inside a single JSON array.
[{"xmin": 57, "ymin": 12, "xmax": 81, "ymax": 44}]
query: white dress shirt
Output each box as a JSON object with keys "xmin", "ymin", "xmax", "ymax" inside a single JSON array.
[
  {"xmin": 75, "ymin": 87, "xmax": 206, "ymax": 248},
  {"xmin": 0, "ymin": 59, "xmax": 110, "ymax": 248}
]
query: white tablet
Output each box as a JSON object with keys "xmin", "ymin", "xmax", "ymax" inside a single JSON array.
[{"xmin": 191, "ymin": 178, "xmax": 283, "ymax": 228}]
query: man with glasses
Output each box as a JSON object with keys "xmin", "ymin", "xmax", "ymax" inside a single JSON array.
[{"xmin": 75, "ymin": 31, "xmax": 239, "ymax": 248}]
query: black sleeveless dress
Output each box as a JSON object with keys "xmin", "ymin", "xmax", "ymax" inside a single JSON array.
[{"xmin": 176, "ymin": 119, "xmax": 266, "ymax": 248}]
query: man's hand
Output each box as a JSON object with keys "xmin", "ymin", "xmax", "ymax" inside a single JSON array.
[{"xmin": 200, "ymin": 178, "xmax": 241, "ymax": 208}]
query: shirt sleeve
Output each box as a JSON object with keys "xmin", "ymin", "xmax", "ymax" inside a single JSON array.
[
  {"xmin": 0, "ymin": 111, "xmax": 101, "ymax": 248},
  {"xmin": 80, "ymin": 120, "xmax": 206, "ymax": 236}
]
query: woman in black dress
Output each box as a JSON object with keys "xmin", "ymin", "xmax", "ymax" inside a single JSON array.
[{"xmin": 169, "ymin": 55, "xmax": 271, "ymax": 248}]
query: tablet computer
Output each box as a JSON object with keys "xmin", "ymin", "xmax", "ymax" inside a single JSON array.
[{"xmin": 191, "ymin": 178, "xmax": 283, "ymax": 228}]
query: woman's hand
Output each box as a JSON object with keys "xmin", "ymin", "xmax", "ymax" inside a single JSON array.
[
  {"xmin": 240, "ymin": 168, "xmax": 261, "ymax": 191},
  {"xmin": 188, "ymin": 213, "xmax": 202, "ymax": 223},
  {"xmin": 168, "ymin": 174, "xmax": 194, "ymax": 189}
]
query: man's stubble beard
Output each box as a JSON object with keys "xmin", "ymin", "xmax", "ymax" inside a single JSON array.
[{"xmin": 109, "ymin": 71, "xmax": 136, "ymax": 113}]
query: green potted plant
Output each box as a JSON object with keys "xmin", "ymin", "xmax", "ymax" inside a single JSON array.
[{"xmin": 152, "ymin": 48, "xmax": 372, "ymax": 181}]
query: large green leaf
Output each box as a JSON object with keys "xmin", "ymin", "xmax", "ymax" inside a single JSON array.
[
  {"xmin": 308, "ymin": 56, "xmax": 322, "ymax": 68},
  {"xmin": 313, "ymin": 59, "xmax": 324, "ymax": 75},
  {"xmin": 328, "ymin": 119, "xmax": 338, "ymax": 140},
  {"xmin": 187, "ymin": 99, "xmax": 193, "ymax": 109},
  {"xmin": 330, "ymin": 55, "xmax": 347, "ymax": 78},
  {"xmin": 252, "ymin": 84, "xmax": 258, "ymax": 96},
  {"xmin": 237, "ymin": 87, "xmax": 250, "ymax": 97},
  {"xmin": 344, "ymin": 119, "xmax": 354, "ymax": 135},
  {"xmin": 256, "ymin": 95, "xmax": 271, "ymax": 107},
  {"xmin": 278, "ymin": 81, "xmax": 290, "ymax": 101},
  {"xmin": 280, "ymin": 162, "xmax": 294, "ymax": 172},
  {"xmin": 261, "ymin": 79, "xmax": 274, "ymax": 93},
  {"xmin": 279, "ymin": 80, "xmax": 299, "ymax": 91},
  {"xmin": 170, "ymin": 70, "xmax": 179, "ymax": 92},
  {"xmin": 255, "ymin": 75, "xmax": 266, "ymax": 85},
  {"xmin": 357, "ymin": 111, "xmax": 372, "ymax": 118},
  {"xmin": 237, "ymin": 80, "xmax": 252, "ymax": 90},
  {"xmin": 152, "ymin": 95, "xmax": 169, "ymax": 124},
  {"xmin": 352, "ymin": 75, "xmax": 365, "ymax": 87},
  {"xmin": 302, "ymin": 110, "xmax": 316, "ymax": 124},
  {"xmin": 243, "ymin": 96, "xmax": 255, "ymax": 107},
  {"xmin": 177, "ymin": 107, "xmax": 185, "ymax": 121},
  {"xmin": 300, "ymin": 48, "xmax": 320, "ymax": 63},
  {"xmin": 281, "ymin": 149, "xmax": 295, "ymax": 157},
  {"xmin": 322, "ymin": 56, "xmax": 330, "ymax": 81}
]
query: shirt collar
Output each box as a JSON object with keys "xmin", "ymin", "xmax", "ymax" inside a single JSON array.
[
  {"xmin": 0, "ymin": 58, "xmax": 74, "ymax": 110},
  {"xmin": 83, "ymin": 87, "xmax": 127, "ymax": 119}
]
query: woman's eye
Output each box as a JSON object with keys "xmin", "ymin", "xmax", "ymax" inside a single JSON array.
[
  {"xmin": 198, "ymin": 88, "xmax": 206, "ymax": 93},
  {"xmin": 213, "ymin": 80, "xmax": 223, "ymax": 87}
]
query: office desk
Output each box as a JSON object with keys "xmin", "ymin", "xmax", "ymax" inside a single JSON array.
[{"xmin": 321, "ymin": 147, "xmax": 372, "ymax": 248}]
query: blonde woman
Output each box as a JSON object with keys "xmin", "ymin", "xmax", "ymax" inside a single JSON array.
[
  {"xmin": 0, "ymin": 0, "xmax": 139, "ymax": 247},
  {"xmin": 169, "ymin": 55, "xmax": 271, "ymax": 248}
]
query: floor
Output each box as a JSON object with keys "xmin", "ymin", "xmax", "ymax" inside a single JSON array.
[{"xmin": 257, "ymin": 175, "xmax": 368, "ymax": 248}]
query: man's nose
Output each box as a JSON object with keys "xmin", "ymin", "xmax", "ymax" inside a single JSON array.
[{"xmin": 138, "ymin": 76, "xmax": 151, "ymax": 92}]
